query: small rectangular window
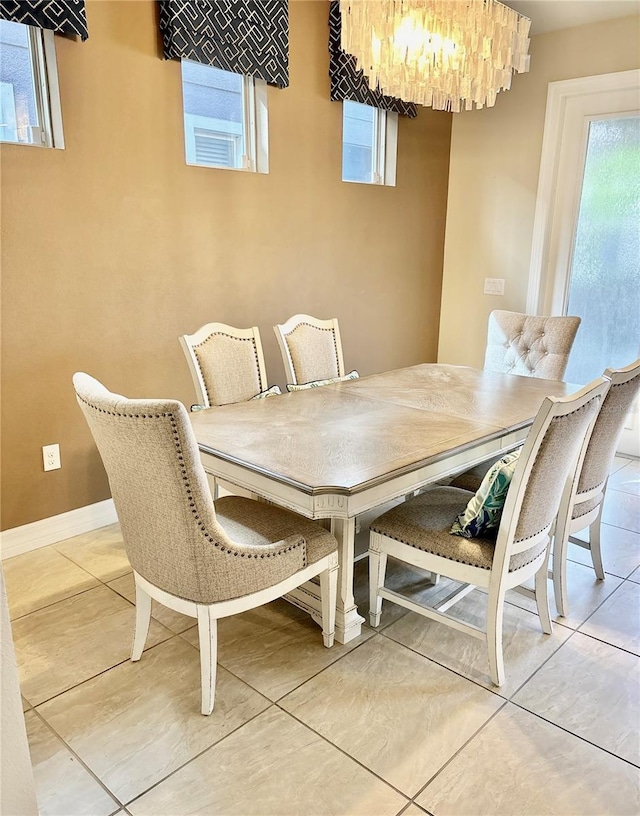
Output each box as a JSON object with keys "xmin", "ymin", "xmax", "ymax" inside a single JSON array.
[
  {"xmin": 0, "ymin": 20, "xmax": 64, "ymax": 148},
  {"xmin": 342, "ymin": 100, "xmax": 397, "ymax": 186},
  {"xmin": 181, "ymin": 61, "xmax": 268, "ymax": 174}
]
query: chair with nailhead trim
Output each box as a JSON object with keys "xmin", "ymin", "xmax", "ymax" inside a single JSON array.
[
  {"xmin": 552, "ymin": 359, "xmax": 640, "ymax": 617},
  {"xmin": 274, "ymin": 314, "xmax": 346, "ymax": 386},
  {"xmin": 368, "ymin": 377, "xmax": 608, "ymax": 686},
  {"xmin": 73, "ymin": 372, "xmax": 339, "ymax": 715},
  {"xmin": 180, "ymin": 322, "xmax": 273, "ymax": 408}
]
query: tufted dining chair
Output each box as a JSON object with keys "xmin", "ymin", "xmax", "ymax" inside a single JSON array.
[
  {"xmin": 180, "ymin": 322, "xmax": 277, "ymax": 408},
  {"xmin": 450, "ymin": 311, "xmax": 582, "ymax": 493},
  {"xmin": 274, "ymin": 314, "xmax": 346, "ymax": 386},
  {"xmin": 484, "ymin": 310, "xmax": 581, "ymax": 380},
  {"xmin": 368, "ymin": 377, "xmax": 608, "ymax": 686},
  {"xmin": 73, "ymin": 373, "xmax": 338, "ymax": 715},
  {"xmin": 553, "ymin": 359, "xmax": 640, "ymax": 616}
]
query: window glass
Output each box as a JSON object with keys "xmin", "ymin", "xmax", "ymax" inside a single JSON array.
[
  {"xmin": 342, "ymin": 100, "xmax": 376, "ymax": 183},
  {"xmin": 0, "ymin": 20, "xmax": 39, "ymax": 144},
  {"xmin": 564, "ymin": 115, "xmax": 640, "ymax": 384},
  {"xmin": 181, "ymin": 61, "xmax": 246, "ymax": 170}
]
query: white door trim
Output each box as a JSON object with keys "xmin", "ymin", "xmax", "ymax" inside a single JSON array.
[{"xmin": 526, "ymin": 69, "xmax": 640, "ymax": 315}]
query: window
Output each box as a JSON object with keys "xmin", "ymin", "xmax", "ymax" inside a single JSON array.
[
  {"xmin": 0, "ymin": 19, "xmax": 63, "ymax": 148},
  {"xmin": 342, "ymin": 100, "xmax": 397, "ymax": 186},
  {"xmin": 181, "ymin": 60, "xmax": 268, "ymax": 174}
]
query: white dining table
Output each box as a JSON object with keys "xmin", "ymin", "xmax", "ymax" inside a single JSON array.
[{"xmin": 191, "ymin": 363, "xmax": 573, "ymax": 643}]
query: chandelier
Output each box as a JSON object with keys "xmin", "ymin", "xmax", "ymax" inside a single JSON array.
[{"xmin": 339, "ymin": 0, "xmax": 532, "ymax": 112}]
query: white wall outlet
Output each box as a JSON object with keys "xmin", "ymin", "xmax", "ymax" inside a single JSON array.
[
  {"xmin": 43, "ymin": 444, "xmax": 61, "ymax": 472},
  {"xmin": 483, "ymin": 277, "xmax": 505, "ymax": 295}
]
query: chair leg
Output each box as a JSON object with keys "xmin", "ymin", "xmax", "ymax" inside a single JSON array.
[
  {"xmin": 320, "ymin": 561, "xmax": 339, "ymax": 647},
  {"xmin": 368, "ymin": 545, "xmax": 387, "ymax": 628},
  {"xmin": 486, "ymin": 587, "xmax": 505, "ymax": 687},
  {"xmin": 590, "ymin": 505, "xmax": 606, "ymax": 581},
  {"xmin": 131, "ymin": 576, "xmax": 152, "ymax": 661},
  {"xmin": 197, "ymin": 605, "xmax": 217, "ymax": 716},
  {"xmin": 552, "ymin": 528, "xmax": 570, "ymax": 619},
  {"xmin": 534, "ymin": 560, "xmax": 553, "ymax": 635}
]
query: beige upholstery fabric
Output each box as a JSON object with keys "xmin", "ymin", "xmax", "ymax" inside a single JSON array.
[
  {"xmin": 372, "ymin": 393, "xmax": 600, "ymax": 571},
  {"xmin": 575, "ymin": 368, "xmax": 640, "ymax": 498},
  {"xmin": 449, "ymin": 457, "xmax": 502, "ymax": 493},
  {"xmin": 193, "ymin": 332, "xmax": 263, "ymax": 406},
  {"xmin": 73, "ymin": 373, "xmax": 336, "ymax": 604},
  {"xmin": 371, "ymin": 487, "xmax": 543, "ymax": 572},
  {"xmin": 484, "ymin": 311, "xmax": 580, "ymax": 380},
  {"xmin": 285, "ymin": 322, "xmax": 341, "ymax": 384},
  {"xmin": 515, "ymin": 397, "xmax": 600, "ymax": 542}
]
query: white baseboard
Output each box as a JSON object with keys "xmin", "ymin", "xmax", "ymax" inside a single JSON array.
[{"xmin": 1, "ymin": 500, "xmax": 118, "ymax": 560}]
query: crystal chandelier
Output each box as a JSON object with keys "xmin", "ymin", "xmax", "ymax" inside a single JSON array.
[{"xmin": 339, "ymin": 0, "xmax": 532, "ymax": 112}]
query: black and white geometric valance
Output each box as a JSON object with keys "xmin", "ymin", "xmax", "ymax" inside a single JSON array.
[
  {"xmin": 0, "ymin": 0, "xmax": 88, "ymax": 40},
  {"xmin": 329, "ymin": 1, "xmax": 416, "ymax": 118},
  {"xmin": 159, "ymin": 0, "xmax": 289, "ymax": 89}
]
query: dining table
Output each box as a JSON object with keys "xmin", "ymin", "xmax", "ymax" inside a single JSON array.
[{"xmin": 190, "ymin": 363, "xmax": 574, "ymax": 643}]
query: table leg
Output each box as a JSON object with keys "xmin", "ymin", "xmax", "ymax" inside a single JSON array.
[{"xmin": 331, "ymin": 517, "xmax": 365, "ymax": 644}]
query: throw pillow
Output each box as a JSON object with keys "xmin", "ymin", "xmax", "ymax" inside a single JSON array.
[
  {"xmin": 250, "ymin": 385, "xmax": 282, "ymax": 400},
  {"xmin": 450, "ymin": 450, "xmax": 521, "ymax": 539},
  {"xmin": 286, "ymin": 370, "xmax": 360, "ymax": 392}
]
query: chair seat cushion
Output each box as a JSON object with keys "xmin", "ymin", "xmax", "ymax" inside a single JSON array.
[
  {"xmin": 214, "ymin": 496, "xmax": 337, "ymax": 565},
  {"xmin": 371, "ymin": 487, "xmax": 542, "ymax": 572},
  {"xmin": 286, "ymin": 370, "xmax": 359, "ymax": 391},
  {"xmin": 449, "ymin": 457, "xmax": 501, "ymax": 492},
  {"xmin": 451, "ymin": 451, "xmax": 521, "ymax": 539}
]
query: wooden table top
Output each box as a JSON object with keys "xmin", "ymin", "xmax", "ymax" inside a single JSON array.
[{"xmin": 191, "ymin": 364, "xmax": 574, "ymax": 493}]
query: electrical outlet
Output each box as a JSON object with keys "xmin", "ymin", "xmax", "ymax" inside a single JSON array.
[{"xmin": 43, "ymin": 444, "xmax": 61, "ymax": 472}]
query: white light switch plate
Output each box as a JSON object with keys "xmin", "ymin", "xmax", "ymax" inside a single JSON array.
[{"xmin": 484, "ymin": 278, "xmax": 505, "ymax": 295}]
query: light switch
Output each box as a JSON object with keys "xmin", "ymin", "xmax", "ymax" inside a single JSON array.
[{"xmin": 484, "ymin": 278, "xmax": 505, "ymax": 295}]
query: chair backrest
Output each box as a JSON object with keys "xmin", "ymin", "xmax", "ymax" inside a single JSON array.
[
  {"xmin": 180, "ymin": 323, "xmax": 268, "ymax": 407},
  {"xmin": 484, "ymin": 310, "xmax": 581, "ymax": 381},
  {"xmin": 73, "ymin": 373, "xmax": 248, "ymax": 604},
  {"xmin": 577, "ymin": 358, "xmax": 640, "ymax": 496},
  {"xmin": 274, "ymin": 314, "xmax": 345, "ymax": 385},
  {"xmin": 492, "ymin": 376, "xmax": 609, "ymax": 574}
]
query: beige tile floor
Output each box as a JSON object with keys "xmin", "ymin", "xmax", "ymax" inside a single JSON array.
[{"xmin": 4, "ymin": 457, "xmax": 639, "ymax": 816}]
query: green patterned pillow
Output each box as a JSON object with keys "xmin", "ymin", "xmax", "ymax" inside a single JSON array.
[
  {"xmin": 286, "ymin": 370, "xmax": 359, "ymax": 392},
  {"xmin": 450, "ymin": 450, "xmax": 521, "ymax": 539},
  {"xmin": 250, "ymin": 385, "xmax": 282, "ymax": 399}
]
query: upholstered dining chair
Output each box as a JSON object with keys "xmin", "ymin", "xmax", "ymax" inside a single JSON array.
[
  {"xmin": 180, "ymin": 322, "xmax": 278, "ymax": 408},
  {"xmin": 73, "ymin": 373, "xmax": 338, "ymax": 715},
  {"xmin": 553, "ymin": 358, "xmax": 640, "ymax": 617},
  {"xmin": 274, "ymin": 314, "xmax": 347, "ymax": 386},
  {"xmin": 368, "ymin": 377, "xmax": 608, "ymax": 686},
  {"xmin": 484, "ymin": 310, "xmax": 581, "ymax": 380},
  {"xmin": 450, "ymin": 310, "xmax": 582, "ymax": 493}
]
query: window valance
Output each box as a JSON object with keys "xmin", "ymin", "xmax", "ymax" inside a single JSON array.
[
  {"xmin": 328, "ymin": 1, "xmax": 416, "ymax": 118},
  {"xmin": 0, "ymin": 0, "xmax": 88, "ymax": 39},
  {"xmin": 159, "ymin": 0, "xmax": 289, "ymax": 89}
]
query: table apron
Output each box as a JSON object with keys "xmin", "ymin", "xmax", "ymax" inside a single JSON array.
[{"xmin": 199, "ymin": 427, "xmax": 527, "ymax": 520}]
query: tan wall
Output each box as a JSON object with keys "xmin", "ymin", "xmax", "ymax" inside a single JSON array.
[
  {"xmin": 0, "ymin": 0, "xmax": 452, "ymax": 530},
  {"xmin": 438, "ymin": 14, "xmax": 640, "ymax": 369}
]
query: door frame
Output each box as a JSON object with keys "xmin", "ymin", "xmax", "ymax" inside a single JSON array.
[{"xmin": 526, "ymin": 69, "xmax": 640, "ymax": 315}]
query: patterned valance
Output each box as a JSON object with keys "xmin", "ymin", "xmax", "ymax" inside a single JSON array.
[
  {"xmin": 159, "ymin": 0, "xmax": 289, "ymax": 89},
  {"xmin": 328, "ymin": 1, "xmax": 416, "ymax": 118},
  {"xmin": 0, "ymin": 0, "xmax": 87, "ymax": 39}
]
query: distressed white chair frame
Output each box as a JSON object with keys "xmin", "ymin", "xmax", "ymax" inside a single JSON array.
[
  {"xmin": 180, "ymin": 322, "xmax": 268, "ymax": 408},
  {"xmin": 553, "ymin": 359, "xmax": 640, "ymax": 616},
  {"xmin": 274, "ymin": 314, "xmax": 345, "ymax": 385},
  {"xmin": 369, "ymin": 377, "xmax": 608, "ymax": 686},
  {"xmin": 132, "ymin": 553, "xmax": 338, "ymax": 716}
]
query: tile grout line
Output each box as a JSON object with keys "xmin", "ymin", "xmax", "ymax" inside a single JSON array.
[{"xmin": 29, "ymin": 706, "xmax": 124, "ymax": 813}]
